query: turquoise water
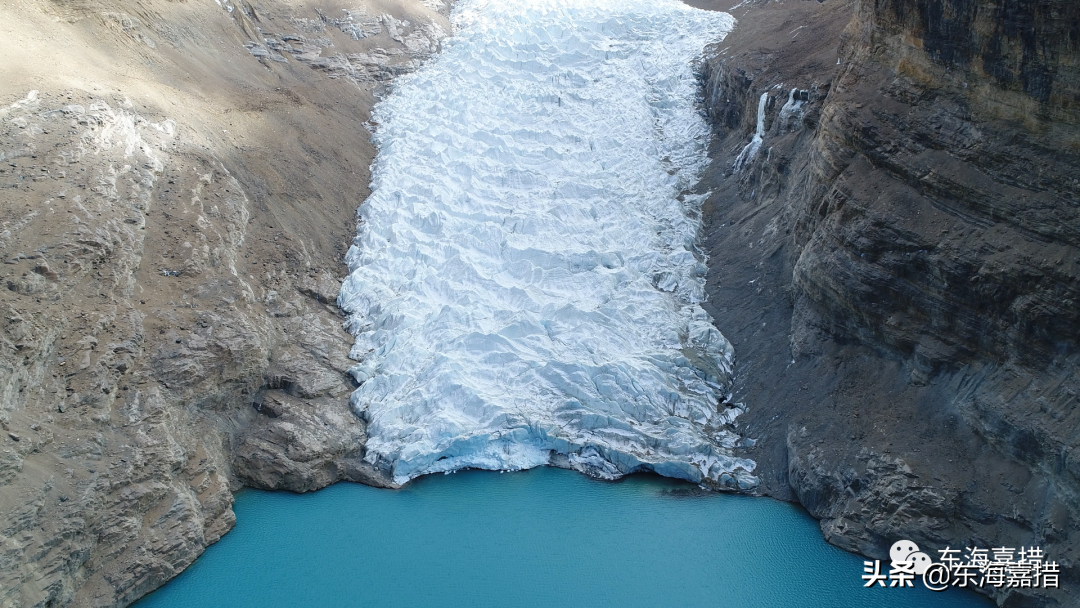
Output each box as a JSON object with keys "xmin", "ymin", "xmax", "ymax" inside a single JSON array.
[{"xmin": 136, "ymin": 467, "xmax": 990, "ymax": 607}]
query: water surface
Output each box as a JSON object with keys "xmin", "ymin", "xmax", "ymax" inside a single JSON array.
[{"xmin": 136, "ymin": 468, "xmax": 990, "ymax": 607}]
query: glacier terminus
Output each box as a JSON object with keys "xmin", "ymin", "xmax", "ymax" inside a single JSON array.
[{"xmin": 339, "ymin": 0, "xmax": 758, "ymax": 489}]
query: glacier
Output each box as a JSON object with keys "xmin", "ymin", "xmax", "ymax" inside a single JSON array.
[{"xmin": 339, "ymin": 0, "xmax": 758, "ymax": 489}]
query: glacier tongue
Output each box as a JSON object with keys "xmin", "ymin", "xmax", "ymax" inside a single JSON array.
[{"xmin": 340, "ymin": 0, "xmax": 757, "ymax": 488}]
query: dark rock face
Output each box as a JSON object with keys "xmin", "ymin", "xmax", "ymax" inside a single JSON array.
[
  {"xmin": 803, "ymin": 0, "xmax": 1080, "ymax": 373},
  {"xmin": 697, "ymin": 0, "xmax": 1079, "ymax": 605},
  {"xmin": 872, "ymin": 0, "xmax": 1079, "ymax": 106}
]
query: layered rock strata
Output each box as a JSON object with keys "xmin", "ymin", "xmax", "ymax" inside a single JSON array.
[{"xmin": 694, "ymin": 0, "xmax": 1079, "ymax": 604}]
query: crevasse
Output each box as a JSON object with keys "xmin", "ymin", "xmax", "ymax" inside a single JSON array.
[{"xmin": 339, "ymin": 0, "xmax": 758, "ymax": 488}]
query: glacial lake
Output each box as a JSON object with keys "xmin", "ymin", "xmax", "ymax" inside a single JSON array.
[{"xmin": 135, "ymin": 467, "xmax": 990, "ymax": 607}]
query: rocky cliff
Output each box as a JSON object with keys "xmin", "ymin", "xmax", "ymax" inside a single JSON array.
[
  {"xmin": 0, "ymin": 1, "xmax": 445, "ymax": 605},
  {"xmin": 3, "ymin": 0, "xmax": 1078, "ymax": 605},
  {"xmin": 694, "ymin": 0, "xmax": 1079, "ymax": 605}
]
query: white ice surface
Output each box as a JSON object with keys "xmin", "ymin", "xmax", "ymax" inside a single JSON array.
[
  {"xmin": 340, "ymin": 0, "xmax": 757, "ymax": 487},
  {"xmin": 778, "ymin": 87, "xmax": 806, "ymax": 131},
  {"xmin": 733, "ymin": 91, "xmax": 768, "ymax": 171}
]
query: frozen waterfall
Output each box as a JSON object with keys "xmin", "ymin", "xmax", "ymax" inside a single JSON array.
[
  {"xmin": 339, "ymin": 0, "xmax": 757, "ymax": 488},
  {"xmin": 733, "ymin": 91, "xmax": 769, "ymax": 172}
]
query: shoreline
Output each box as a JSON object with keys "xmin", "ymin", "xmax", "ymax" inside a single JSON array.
[{"xmin": 0, "ymin": 0, "xmax": 1075, "ymax": 605}]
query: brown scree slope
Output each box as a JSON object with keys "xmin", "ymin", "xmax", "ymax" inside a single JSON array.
[{"xmin": 0, "ymin": 0, "xmax": 450, "ymax": 605}]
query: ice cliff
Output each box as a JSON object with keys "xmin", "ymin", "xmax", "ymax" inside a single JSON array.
[{"xmin": 340, "ymin": 0, "xmax": 757, "ymax": 488}]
